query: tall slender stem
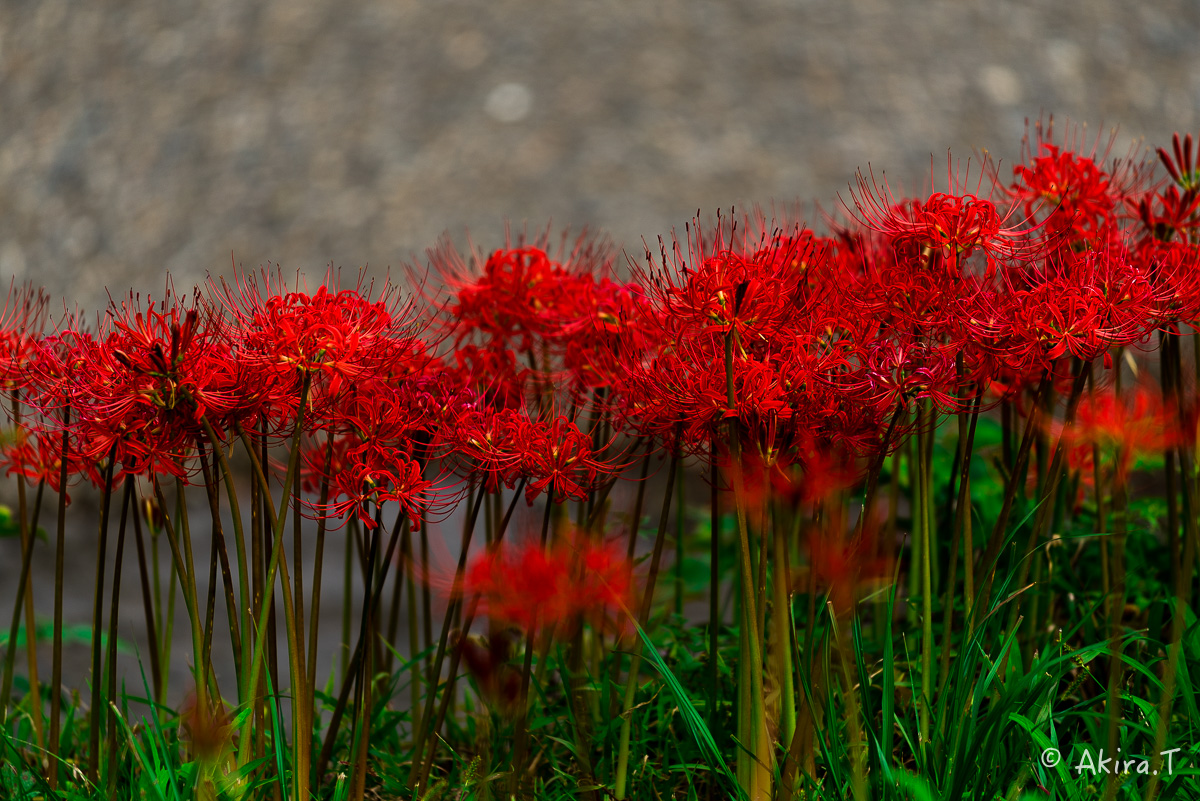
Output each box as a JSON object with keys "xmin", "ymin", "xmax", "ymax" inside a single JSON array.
[
  {"xmin": 104, "ymin": 476, "xmax": 134, "ymax": 795},
  {"xmin": 48, "ymin": 405, "xmax": 70, "ymax": 791},
  {"xmin": 614, "ymin": 444, "xmax": 680, "ymax": 800},
  {"xmin": 0, "ymin": 480, "xmax": 45, "ymax": 724}
]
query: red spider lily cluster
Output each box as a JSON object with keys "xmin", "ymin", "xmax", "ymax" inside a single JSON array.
[{"xmin": 2, "ymin": 117, "xmax": 1199, "ymax": 633}]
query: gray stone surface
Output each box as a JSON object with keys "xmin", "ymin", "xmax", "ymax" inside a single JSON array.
[{"xmin": 2, "ymin": 0, "xmax": 1199, "ymax": 311}]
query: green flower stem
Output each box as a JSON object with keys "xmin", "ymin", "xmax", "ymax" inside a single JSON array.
[
  {"xmin": 236, "ymin": 420, "xmax": 311, "ymax": 801},
  {"xmin": 232, "ymin": 373, "xmax": 311, "ymax": 801},
  {"xmin": 915, "ymin": 399, "xmax": 933, "ymax": 758},
  {"xmin": 199, "ymin": 415, "xmax": 252, "ymax": 703},
  {"xmin": 938, "ymin": 388, "xmax": 982, "ymax": 706},
  {"xmin": 129, "ymin": 477, "xmax": 163, "ymax": 711},
  {"xmin": 724, "ymin": 327, "xmax": 770, "ymax": 801},
  {"xmin": 153, "ymin": 478, "xmax": 208, "ymax": 721},
  {"xmin": 771, "ymin": 512, "xmax": 795, "ymax": 750},
  {"xmin": 308, "ymin": 431, "xmax": 335, "ymax": 694}
]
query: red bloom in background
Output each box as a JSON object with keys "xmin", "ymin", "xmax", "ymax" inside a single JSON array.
[
  {"xmin": 0, "ymin": 283, "xmax": 48, "ymax": 395},
  {"xmin": 1060, "ymin": 381, "xmax": 1183, "ymax": 485},
  {"xmin": 1130, "ymin": 131, "xmax": 1200, "ymax": 246},
  {"xmin": 794, "ymin": 512, "xmax": 893, "ymax": 617},
  {"xmin": 457, "ymin": 534, "xmax": 634, "ymax": 638},
  {"xmin": 0, "ymin": 421, "xmax": 94, "ymax": 496}
]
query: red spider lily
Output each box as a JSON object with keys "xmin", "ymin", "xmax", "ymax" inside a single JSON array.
[
  {"xmin": 1011, "ymin": 243, "xmax": 1160, "ymax": 366},
  {"xmin": 445, "ymin": 404, "xmax": 622, "ymax": 503},
  {"xmin": 456, "ymin": 534, "xmax": 635, "ymax": 638},
  {"xmin": 211, "ymin": 269, "xmax": 424, "ymax": 433},
  {"xmin": 449, "ymin": 343, "xmax": 531, "ymax": 409},
  {"xmin": 429, "ymin": 227, "xmax": 616, "ymax": 341},
  {"xmin": 51, "ymin": 291, "xmax": 251, "ymax": 479},
  {"xmin": 1135, "ymin": 239, "xmax": 1200, "ymax": 328},
  {"xmin": 1055, "ymin": 381, "xmax": 1183, "ymax": 486},
  {"xmin": 299, "ymin": 431, "xmax": 355, "ymax": 495},
  {"xmin": 0, "ymin": 420, "xmax": 95, "ymax": 495},
  {"xmin": 847, "ymin": 160, "xmax": 1040, "ymax": 279},
  {"xmin": 615, "ymin": 217, "xmax": 860, "ymax": 457},
  {"xmin": 317, "ymin": 449, "xmax": 438, "ymax": 530},
  {"xmin": 1128, "ymin": 131, "xmax": 1200, "ymax": 245},
  {"xmin": 1005, "ymin": 119, "xmax": 1145, "ymax": 250},
  {"xmin": 0, "ymin": 283, "xmax": 49, "ymax": 395},
  {"xmin": 426, "ymin": 228, "xmax": 620, "ymax": 410}
]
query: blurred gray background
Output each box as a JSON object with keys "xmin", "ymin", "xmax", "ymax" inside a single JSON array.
[{"xmin": 2, "ymin": 0, "xmax": 1199, "ymax": 312}]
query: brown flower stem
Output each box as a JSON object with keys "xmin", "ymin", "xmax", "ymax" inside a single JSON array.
[
  {"xmin": 675, "ymin": 457, "xmax": 686, "ymax": 616},
  {"xmin": 0, "ymin": 479, "xmax": 45, "ymax": 730},
  {"xmin": 420, "ymin": 513, "xmax": 434, "ymax": 693},
  {"xmin": 48, "ymin": 405, "xmax": 69, "ymax": 791},
  {"xmin": 176, "ymin": 474, "xmax": 217, "ymax": 703},
  {"xmin": 407, "ymin": 486, "xmax": 487, "ymax": 792},
  {"xmin": 85, "ymin": 449, "xmax": 118, "ymax": 785},
  {"xmin": 348, "ymin": 509, "xmax": 381, "ymax": 801},
  {"xmin": 340, "ymin": 518, "xmax": 354, "ymax": 683},
  {"xmin": 312, "ymin": 503, "xmax": 405, "ymax": 786},
  {"xmin": 199, "ymin": 416, "xmax": 252, "ymax": 702},
  {"xmin": 104, "ymin": 476, "xmax": 133, "ymax": 796},
  {"xmin": 625, "ymin": 438, "xmax": 654, "ymax": 561},
  {"xmin": 404, "ymin": 526, "xmax": 421, "ymax": 738},
  {"xmin": 708, "ymin": 449, "xmax": 720, "ymax": 755},
  {"xmin": 194, "ymin": 441, "xmax": 242, "ymax": 686},
  {"xmin": 0, "ymin": 394, "xmax": 45, "ymax": 754},
  {"xmin": 157, "ymin": 531, "xmax": 177, "ymax": 708},
  {"xmin": 384, "ymin": 519, "xmax": 410, "ymax": 676}
]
